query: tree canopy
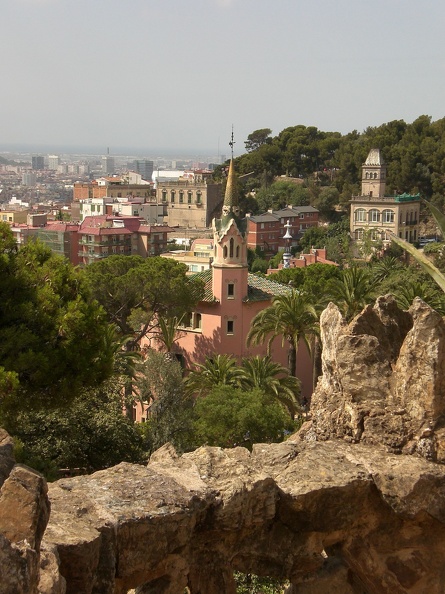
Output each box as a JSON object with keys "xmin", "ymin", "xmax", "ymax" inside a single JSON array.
[
  {"xmin": 235, "ymin": 117, "xmax": 445, "ymax": 215},
  {"xmin": 193, "ymin": 385, "xmax": 295, "ymax": 450},
  {"xmin": 83, "ymin": 255, "xmax": 204, "ymax": 348},
  {"xmin": 0, "ymin": 224, "xmax": 113, "ymax": 422}
]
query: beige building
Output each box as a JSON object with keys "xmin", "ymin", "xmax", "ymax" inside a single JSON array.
[
  {"xmin": 160, "ymin": 238, "xmax": 214, "ymax": 274},
  {"xmin": 0, "ymin": 209, "xmax": 29, "ymax": 224},
  {"xmin": 156, "ymin": 173, "xmax": 222, "ymax": 228},
  {"xmin": 350, "ymin": 149, "xmax": 420, "ymax": 243}
]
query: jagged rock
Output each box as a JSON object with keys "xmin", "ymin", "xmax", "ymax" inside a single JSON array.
[
  {"xmin": 307, "ymin": 296, "xmax": 445, "ymax": 460},
  {"xmin": 0, "ymin": 442, "xmax": 50, "ymax": 594},
  {"xmin": 37, "ymin": 440, "xmax": 445, "ymax": 594}
]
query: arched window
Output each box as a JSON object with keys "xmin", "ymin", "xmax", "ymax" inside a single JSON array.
[
  {"xmin": 374, "ymin": 172, "xmax": 378, "ymax": 179},
  {"xmin": 179, "ymin": 191, "xmax": 184, "ymax": 203},
  {"xmin": 170, "ymin": 190, "xmax": 175, "ymax": 203},
  {"xmin": 229, "ymin": 238, "xmax": 234, "ymax": 258},
  {"xmin": 223, "ymin": 245, "xmax": 228, "ymax": 258},
  {"xmin": 382, "ymin": 209, "xmax": 395, "ymax": 224},
  {"xmin": 236, "ymin": 245, "xmax": 240, "ymax": 258},
  {"xmin": 355, "ymin": 229, "xmax": 364, "ymax": 240},
  {"xmin": 355, "ymin": 208, "xmax": 366, "ymax": 222},
  {"xmin": 369, "ymin": 209, "xmax": 380, "ymax": 223},
  {"xmin": 365, "ymin": 172, "xmax": 369, "ymax": 179}
]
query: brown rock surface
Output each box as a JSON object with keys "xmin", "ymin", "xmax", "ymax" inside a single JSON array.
[
  {"xmin": 0, "ymin": 442, "xmax": 50, "ymax": 594},
  {"xmin": 306, "ymin": 296, "xmax": 445, "ymax": 460},
  {"xmin": 39, "ymin": 440, "xmax": 445, "ymax": 594}
]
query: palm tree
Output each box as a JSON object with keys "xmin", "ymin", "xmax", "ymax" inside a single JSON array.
[
  {"xmin": 392, "ymin": 280, "xmax": 445, "ymax": 314},
  {"xmin": 246, "ymin": 290, "xmax": 318, "ymax": 378},
  {"xmin": 153, "ymin": 314, "xmax": 185, "ymax": 361},
  {"xmin": 328, "ymin": 266, "xmax": 377, "ymax": 321},
  {"xmin": 102, "ymin": 325, "xmax": 142, "ymax": 419},
  {"xmin": 371, "ymin": 256, "xmax": 403, "ymax": 283},
  {"xmin": 184, "ymin": 354, "xmax": 245, "ymax": 397},
  {"xmin": 239, "ymin": 356, "xmax": 300, "ymax": 417}
]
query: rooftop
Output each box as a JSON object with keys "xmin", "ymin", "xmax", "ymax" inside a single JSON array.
[{"xmin": 190, "ymin": 269, "xmax": 291, "ymax": 303}]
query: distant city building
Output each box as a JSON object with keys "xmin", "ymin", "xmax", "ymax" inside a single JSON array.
[
  {"xmin": 77, "ymin": 215, "xmax": 171, "ymax": 266},
  {"xmin": 134, "ymin": 160, "xmax": 154, "ymax": 181},
  {"xmin": 37, "ymin": 222, "xmax": 80, "ymax": 265},
  {"xmin": 32, "ymin": 156, "xmax": 44, "ymax": 170},
  {"xmin": 48, "ymin": 155, "xmax": 60, "ymax": 170},
  {"xmin": 161, "ymin": 238, "xmax": 214, "ymax": 273},
  {"xmin": 102, "ymin": 156, "xmax": 115, "ymax": 175},
  {"xmin": 156, "ymin": 171, "xmax": 222, "ymax": 228},
  {"xmin": 246, "ymin": 205, "xmax": 319, "ymax": 255},
  {"xmin": 0, "ymin": 209, "xmax": 29, "ymax": 224},
  {"xmin": 350, "ymin": 148, "xmax": 421, "ymax": 244},
  {"xmin": 73, "ymin": 178, "xmax": 153, "ymax": 201},
  {"xmin": 22, "ymin": 172, "xmax": 37, "ymax": 186}
]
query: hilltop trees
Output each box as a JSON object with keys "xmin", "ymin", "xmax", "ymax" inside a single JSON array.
[{"xmin": 234, "ymin": 117, "xmax": 445, "ymax": 220}]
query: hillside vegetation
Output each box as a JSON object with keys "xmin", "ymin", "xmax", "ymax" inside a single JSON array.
[{"xmin": 222, "ymin": 116, "xmax": 445, "ymax": 214}]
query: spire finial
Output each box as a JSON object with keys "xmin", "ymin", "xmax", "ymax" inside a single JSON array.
[{"xmin": 228, "ymin": 125, "xmax": 235, "ymax": 159}]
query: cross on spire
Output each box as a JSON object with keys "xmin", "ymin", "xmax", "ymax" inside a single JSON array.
[{"xmin": 229, "ymin": 125, "xmax": 235, "ymax": 159}]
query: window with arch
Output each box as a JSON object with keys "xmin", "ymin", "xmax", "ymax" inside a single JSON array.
[
  {"xmin": 187, "ymin": 191, "xmax": 192, "ymax": 204},
  {"xmin": 365, "ymin": 172, "xmax": 369, "ymax": 179},
  {"xmin": 374, "ymin": 172, "xmax": 378, "ymax": 179},
  {"xmin": 355, "ymin": 228, "xmax": 364, "ymax": 240},
  {"xmin": 236, "ymin": 245, "xmax": 240, "ymax": 258},
  {"xmin": 170, "ymin": 190, "xmax": 175, "ymax": 203},
  {"xmin": 179, "ymin": 191, "xmax": 184, "ymax": 203},
  {"xmin": 162, "ymin": 190, "xmax": 167, "ymax": 202},
  {"xmin": 229, "ymin": 238, "xmax": 234, "ymax": 258},
  {"xmin": 223, "ymin": 245, "xmax": 228, "ymax": 258},
  {"xmin": 355, "ymin": 208, "xmax": 366, "ymax": 222},
  {"xmin": 196, "ymin": 191, "xmax": 202, "ymax": 204},
  {"xmin": 382, "ymin": 209, "xmax": 395, "ymax": 224},
  {"xmin": 369, "ymin": 209, "xmax": 380, "ymax": 223}
]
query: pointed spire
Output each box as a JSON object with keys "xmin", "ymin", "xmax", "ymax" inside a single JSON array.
[{"xmin": 223, "ymin": 159, "xmax": 238, "ymax": 212}]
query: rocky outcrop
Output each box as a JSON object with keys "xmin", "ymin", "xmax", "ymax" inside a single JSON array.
[
  {"xmin": 38, "ymin": 440, "xmax": 445, "ymax": 593},
  {"xmin": 305, "ymin": 296, "xmax": 445, "ymax": 461},
  {"xmin": 3, "ymin": 296, "xmax": 445, "ymax": 593},
  {"xmin": 0, "ymin": 429, "xmax": 51, "ymax": 594}
]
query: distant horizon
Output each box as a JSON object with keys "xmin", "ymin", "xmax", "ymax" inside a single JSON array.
[{"xmin": 0, "ymin": 143, "xmax": 226, "ymax": 161}]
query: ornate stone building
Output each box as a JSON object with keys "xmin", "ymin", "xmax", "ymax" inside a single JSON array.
[{"xmin": 350, "ymin": 148, "xmax": 421, "ymax": 244}]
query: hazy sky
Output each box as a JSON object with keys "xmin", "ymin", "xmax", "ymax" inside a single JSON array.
[{"xmin": 2, "ymin": 0, "xmax": 445, "ymax": 156}]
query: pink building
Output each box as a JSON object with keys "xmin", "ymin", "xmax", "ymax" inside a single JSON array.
[{"xmin": 144, "ymin": 161, "xmax": 313, "ymax": 417}]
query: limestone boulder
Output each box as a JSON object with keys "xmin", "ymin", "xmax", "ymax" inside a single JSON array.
[
  {"xmin": 38, "ymin": 440, "xmax": 445, "ymax": 594},
  {"xmin": 0, "ymin": 436, "xmax": 50, "ymax": 594},
  {"xmin": 308, "ymin": 296, "xmax": 445, "ymax": 460}
]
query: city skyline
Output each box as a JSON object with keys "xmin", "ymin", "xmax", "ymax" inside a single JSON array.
[{"xmin": 3, "ymin": 0, "xmax": 445, "ymax": 156}]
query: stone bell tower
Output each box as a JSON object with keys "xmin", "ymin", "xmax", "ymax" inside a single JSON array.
[{"xmin": 361, "ymin": 148, "xmax": 386, "ymax": 198}]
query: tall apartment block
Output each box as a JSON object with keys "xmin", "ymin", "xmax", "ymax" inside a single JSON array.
[{"xmin": 32, "ymin": 156, "xmax": 44, "ymax": 170}]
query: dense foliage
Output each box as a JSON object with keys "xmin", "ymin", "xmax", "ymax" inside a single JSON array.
[
  {"xmin": 83, "ymin": 255, "xmax": 204, "ymax": 348},
  {"xmin": 0, "ymin": 224, "xmax": 113, "ymax": 425},
  {"xmin": 212, "ymin": 117, "xmax": 445, "ymax": 221},
  {"xmin": 14, "ymin": 379, "xmax": 144, "ymax": 479},
  {"xmin": 193, "ymin": 385, "xmax": 296, "ymax": 450}
]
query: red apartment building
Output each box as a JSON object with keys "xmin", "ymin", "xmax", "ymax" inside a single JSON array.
[
  {"xmin": 77, "ymin": 215, "xmax": 171, "ymax": 266},
  {"xmin": 247, "ymin": 206, "xmax": 319, "ymax": 255}
]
